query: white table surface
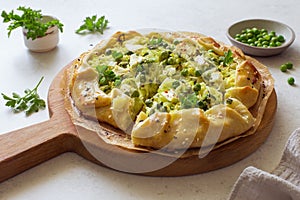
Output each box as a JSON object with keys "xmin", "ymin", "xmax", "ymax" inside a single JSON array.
[{"xmin": 1, "ymin": 0, "xmax": 300, "ymax": 199}]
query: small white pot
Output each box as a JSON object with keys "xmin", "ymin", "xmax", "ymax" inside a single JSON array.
[{"xmin": 22, "ymin": 15, "xmax": 60, "ymax": 52}]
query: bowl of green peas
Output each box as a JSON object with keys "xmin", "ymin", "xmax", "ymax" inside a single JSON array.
[{"xmin": 227, "ymin": 19, "xmax": 295, "ymax": 56}]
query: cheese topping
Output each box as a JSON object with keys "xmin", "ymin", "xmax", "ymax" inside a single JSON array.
[{"xmin": 78, "ymin": 32, "xmax": 248, "ymax": 117}]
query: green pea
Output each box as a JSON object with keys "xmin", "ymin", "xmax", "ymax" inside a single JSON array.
[
  {"xmin": 270, "ymin": 42, "xmax": 276, "ymax": 47},
  {"xmin": 261, "ymin": 29, "xmax": 267, "ymax": 33},
  {"xmin": 262, "ymin": 41, "xmax": 269, "ymax": 45},
  {"xmin": 278, "ymin": 35, "xmax": 285, "ymax": 42},
  {"xmin": 288, "ymin": 77, "xmax": 295, "ymax": 85},
  {"xmin": 269, "ymin": 31, "xmax": 276, "ymax": 37},
  {"xmin": 193, "ymin": 83, "xmax": 201, "ymax": 93},
  {"xmin": 181, "ymin": 68, "xmax": 188, "ymax": 76},
  {"xmin": 286, "ymin": 62, "xmax": 293, "ymax": 69},
  {"xmin": 263, "ymin": 35, "xmax": 271, "ymax": 41},
  {"xmin": 258, "ymin": 37, "xmax": 264, "ymax": 42},
  {"xmin": 248, "ymin": 38, "xmax": 255, "ymax": 43},
  {"xmin": 252, "ymin": 27, "xmax": 259, "ymax": 35},
  {"xmin": 247, "ymin": 32, "xmax": 253, "ymax": 38},
  {"xmin": 280, "ymin": 64, "xmax": 288, "ymax": 72},
  {"xmin": 271, "ymin": 37, "xmax": 278, "ymax": 42},
  {"xmin": 195, "ymin": 70, "xmax": 202, "ymax": 77},
  {"xmin": 236, "ymin": 37, "xmax": 242, "ymax": 42},
  {"xmin": 240, "ymin": 34, "xmax": 248, "ymax": 40}
]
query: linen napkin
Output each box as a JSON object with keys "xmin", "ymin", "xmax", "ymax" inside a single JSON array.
[{"xmin": 228, "ymin": 128, "xmax": 300, "ymax": 200}]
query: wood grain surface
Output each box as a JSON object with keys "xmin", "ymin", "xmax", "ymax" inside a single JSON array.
[{"xmin": 0, "ymin": 63, "xmax": 277, "ymax": 182}]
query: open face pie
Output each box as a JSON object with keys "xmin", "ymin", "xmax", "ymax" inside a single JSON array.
[{"xmin": 64, "ymin": 30, "xmax": 274, "ymax": 155}]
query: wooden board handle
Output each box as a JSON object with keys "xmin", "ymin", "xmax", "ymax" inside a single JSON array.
[{"xmin": 0, "ymin": 118, "xmax": 76, "ymax": 182}]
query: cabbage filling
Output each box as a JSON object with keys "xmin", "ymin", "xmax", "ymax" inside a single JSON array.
[{"xmin": 86, "ymin": 35, "xmax": 238, "ymax": 117}]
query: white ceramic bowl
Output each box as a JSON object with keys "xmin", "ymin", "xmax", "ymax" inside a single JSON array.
[
  {"xmin": 22, "ymin": 15, "xmax": 60, "ymax": 52},
  {"xmin": 227, "ymin": 19, "xmax": 295, "ymax": 57}
]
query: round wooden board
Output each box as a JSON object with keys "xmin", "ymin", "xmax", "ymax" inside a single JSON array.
[{"xmin": 0, "ymin": 63, "xmax": 277, "ymax": 181}]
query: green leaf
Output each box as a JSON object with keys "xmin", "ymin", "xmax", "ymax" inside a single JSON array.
[
  {"xmin": 104, "ymin": 70, "xmax": 116, "ymax": 81},
  {"xmin": 5, "ymin": 100, "xmax": 16, "ymax": 108},
  {"xmin": 112, "ymin": 51, "xmax": 123, "ymax": 61},
  {"xmin": 1, "ymin": 77, "xmax": 46, "ymax": 116},
  {"xmin": 223, "ymin": 50, "xmax": 233, "ymax": 66},
  {"xmin": 75, "ymin": 15, "xmax": 109, "ymax": 34},
  {"xmin": 85, "ymin": 17, "xmax": 94, "ymax": 30},
  {"xmin": 12, "ymin": 92, "xmax": 21, "ymax": 98},
  {"xmin": 149, "ymin": 38, "xmax": 163, "ymax": 45},
  {"xmin": 96, "ymin": 65, "xmax": 108, "ymax": 73},
  {"xmin": 1, "ymin": 93, "xmax": 14, "ymax": 101}
]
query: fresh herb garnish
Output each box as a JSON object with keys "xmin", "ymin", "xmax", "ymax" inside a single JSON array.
[
  {"xmin": 96, "ymin": 65, "xmax": 120, "ymax": 86},
  {"xmin": 1, "ymin": 77, "xmax": 46, "ymax": 116},
  {"xmin": 112, "ymin": 51, "xmax": 123, "ymax": 62},
  {"xmin": 75, "ymin": 15, "xmax": 109, "ymax": 34},
  {"xmin": 149, "ymin": 38, "xmax": 163, "ymax": 45},
  {"xmin": 148, "ymin": 37, "xmax": 164, "ymax": 49},
  {"xmin": 1, "ymin": 6, "xmax": 64, "ymax": 40},
  {"xmin": 221, "ymin": 50, "xmax": 234, "ymax": 66}
]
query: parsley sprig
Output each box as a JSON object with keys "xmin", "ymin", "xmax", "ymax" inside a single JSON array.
[
  {"xmin": 75, "ymin": 15, "xmax": 109, "ymax": 34},
  {"xmin": 1, "ymin": 6, "xmax": 64, "ymax": 40},
  {"xmin": 1, "ymin": 77, "xmax": 46, "ymax": 116},
  {"xmin": 96, "ymin": 65, "xmax": 120, "ymax": 86},
  {"xmin": 221, "ymin": 50, "xmax": 234, "ymax": 66}
]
